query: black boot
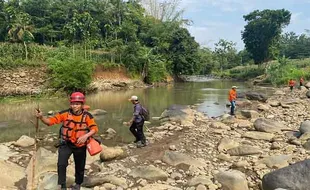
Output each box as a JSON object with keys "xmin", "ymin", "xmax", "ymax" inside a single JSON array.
[{"xmin": 71, "ymin": 184, "xmax": 81, "ymax": 190}]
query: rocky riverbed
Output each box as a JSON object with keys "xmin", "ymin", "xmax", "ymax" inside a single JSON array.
[{"xmin": 2, "ymin": 86, "xmax": 310, "ymax": 190}]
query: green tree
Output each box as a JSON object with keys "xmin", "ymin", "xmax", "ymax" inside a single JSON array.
[
  {"xmin": 242, "ymin": 9, "xmax": 291, "ymax": 64},
  {"xmin": 238, "ymin": 49, "xmax": 253, "ymax": 65},
  {"xmin": 279, "ymin": 31, "xmax": 310, "ymax": 59},
  {"xmin": 8, "ymin": 12, "xmax": 34, "ymax": 60},
  {"xmin": 0, "ymin": 0, "xmax": 7, "ymax": 41},
  {"xmin": 198, "ymin": 47, "xmax": 216, "ymax": 74},
  {"xmin": 214, "ymin": 39, "xmax": 239, "ymax": 72},
  {"xmin": 168, "ymin": 27, "xmax": 200, "ymax": 75}
]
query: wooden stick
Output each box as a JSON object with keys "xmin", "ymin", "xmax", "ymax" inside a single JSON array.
[{"xmin": 29, "ymin": 104, "xmax": 40, "ymax": 190}]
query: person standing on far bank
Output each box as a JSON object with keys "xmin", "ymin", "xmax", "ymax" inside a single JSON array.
[
  {"xmin": 35, "ymin": 92, "xmax": 98, "ymax": 190},
  {"xmin": 228, "ymin": 86, "xmax": 237, "ymax": 116},
  {"xmin": 127, "ymin": 95, "xmax": 147, "ymax": 148},
  {"xmin": 300, "ymin": 77, "xmax": 304, "ymax": 87},
  {"xmin": 289, "ymin": 79, "xmax": 295, "ymax": 92}
]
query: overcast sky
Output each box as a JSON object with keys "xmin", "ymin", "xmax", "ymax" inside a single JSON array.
[{"xmin": 179, "ymin": 0, "xmax": 310, "ymax": 50}]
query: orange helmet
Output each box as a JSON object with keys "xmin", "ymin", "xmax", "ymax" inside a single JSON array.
[{"xmin": 70, "ymin": 92, "xmax": 85, "ymax": 103}]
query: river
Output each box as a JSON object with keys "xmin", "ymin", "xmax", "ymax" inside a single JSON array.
[{"xmin": 0, "ymin": 80, "xmax": 274, "ymax": 144}]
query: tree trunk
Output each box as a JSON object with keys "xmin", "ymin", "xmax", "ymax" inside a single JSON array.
[
  {"xmin": 142, "ymin": 62, "xmax": 148, "ymax": 82},
  {"xmin": 24, "ymin": 41, "xmax": 28, "ymax": 60},
  {"xmin": 84, "ymin": 43, "xmax": 87, "ymax": 60},
  {"xmin": 73, "ymin": 44, "xmax": 75, "ymax": 57}
]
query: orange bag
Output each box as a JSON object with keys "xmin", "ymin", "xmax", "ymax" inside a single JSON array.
[{"xmin": 87, "ymin": 138, "xmax": 102, "ymax": 156}]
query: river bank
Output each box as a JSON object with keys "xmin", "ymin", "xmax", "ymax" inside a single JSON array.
[
  {"xmin": 0, "ymin": 66, "xmax": 149, "ymax": 97},
  {"xmin": 2, "ymin": 86, "xmax": 310, "ymax": 189}
]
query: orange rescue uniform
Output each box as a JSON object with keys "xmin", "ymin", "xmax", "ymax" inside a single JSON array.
[
  {"xmin": 289, "ymin": 80, "xmax": 295, "ymax": 87},
  {"xmin": 228, "ymin": 89, "xmax": 237, "ymax": 102},
  {"xmin": 48, "ymin": 109, "xmax": 98, "ymax": 147}
]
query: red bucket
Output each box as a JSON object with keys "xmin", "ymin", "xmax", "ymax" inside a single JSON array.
[{"xmin": 87, "ymin": 138, "xmax": 102, "ymax": 156}]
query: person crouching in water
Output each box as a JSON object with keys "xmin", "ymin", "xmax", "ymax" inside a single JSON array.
[
  {"xmin": 289, "ymin": 79, "xmax": 295, "ymax": 92},
  {"xmin": 228, "ymin": 86, "xmax": 237, "ymax": 116},
  {"xmin": 35, "ymin": 92, "xmax": 98, "ymax": 190},
  {"xmin": 127, "ymin": 95, "xmax": 147, "ymax": 148}
]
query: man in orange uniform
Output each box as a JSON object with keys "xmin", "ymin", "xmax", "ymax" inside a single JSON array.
[
  {"xmin": 35, "ymin": 92, "xmax": 98, "ymax": 190},
  {"xmin": 300, "ymin": 77, "xmax": 304, "ymax": 87},
  {"xmin": 288, "ymin": 79, "xmax": 295, "ymax": 92},
  {"xmin": 228, "ymin": 86, "xmax": 237, "ymax": 116}
]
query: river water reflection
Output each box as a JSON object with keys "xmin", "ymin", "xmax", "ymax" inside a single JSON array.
[{"xmin": 0, "ymin": 80, "xmax": 274, "ymax": 144}]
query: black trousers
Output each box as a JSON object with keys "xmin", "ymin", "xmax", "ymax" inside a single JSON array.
[
  {"xmin": 129, "ymin": 120, "xmax": 146, "ymax": 144},
  {"xmin": 57, "ymin": 142, "xmax": 86, "ymax": 186}
]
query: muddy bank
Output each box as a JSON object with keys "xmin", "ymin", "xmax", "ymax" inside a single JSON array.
[
  {"xmin": 2, "ymin": 87, "xmax": 310, "ymax": 189},
  {"xmin": 0, "ymin": 67, "xmax": 147, "ymax": 97}
]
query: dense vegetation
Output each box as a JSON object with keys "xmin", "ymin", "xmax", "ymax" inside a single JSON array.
[
  {"xmin": 1, "ymin": 0, "xmax": 310, "ymax": 91},
  {"xmin": 0, "ymin": 0, "xmax": 203, "ymax": 91}
]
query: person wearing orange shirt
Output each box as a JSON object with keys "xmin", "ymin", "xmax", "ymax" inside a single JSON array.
[
  {"xmin": 300, "ymin": 77, "xmax": 304, "ymax": 87},
  {"xmin": 228, "ymin": 86, "xmax": 237, "ymax": 115},
  {"xmin": 35, "ymin": 92, "xmax": 98, "ymax": 190},
  {"xmin": 288, "ymin": 79, "xmax": 295, "ymax": 92}
]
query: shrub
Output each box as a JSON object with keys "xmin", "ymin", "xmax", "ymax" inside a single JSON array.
[
  {"xmin": 266, "ymin": 59, "xmax": 310, "ymax": 86},
  {"xmin": 47, "ymin": 56, "xmax": 94, "ymax": 92},
  {"xmin": 228, "ymin": 65, "xmax": 265, "ymax": 80}
]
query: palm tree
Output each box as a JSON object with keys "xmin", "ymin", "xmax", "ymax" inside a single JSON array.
[{"xmin": 8, "ymin": 13, "xmax": 34, "ymax": 60}]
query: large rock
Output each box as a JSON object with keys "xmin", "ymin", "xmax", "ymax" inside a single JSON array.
[
  {"xmin": 100, "ymin": 146, "xmax": 126, "ymax": 161},
  {"xmin": 37, "ymin": 172, "xmax": 74, "ymax": 190},
  {"xmin": 281, "ymin": 99, "xmax": 300, "ymax": 105},
  {"xmin": 240, "ymin": 110, "xmax": 259, "ymax": 119},
  {"xmin": 268, "ymin": 101, "xmax": 280, "ymax": 107},
  {"xmin": 0, "ymin": 160, "xmax": 25, "ymax": 189},
  {"xmin": 305, "ymin": 82, "xmax": 310, "ymax": 89},
  {"xmin": 105, "ymin": 128, "xmax": 117, "ymax": 135},
  {"xmin": 257, "ymin": 155, "xmax": 292, "ymax": 169},
  {"xmin": 187, "ymin": 175, "xmax": 213, "ymax": 186},
  {"xmin": 306, "ymin": 90, "xmax": 310, "ymax": 98},
  {"xmin": 210, "ymin": 122, "xmax": 231, "ymax": 130},
  {"xmin": 215, "ymin": 170, "xmax": 248, "ymax": 190},
  {"xmin": 254, "ymin": 118, "xmax": 287, "ymax": 133},
  {"xmin": 89, "ymin": 109, "xmax": 107, "ymax": 116},
  {"xmin": 218, "ymin": 138, "xmax": 239, "ymax": 152},
  {"xmin": 162, "ymin": 151, "xmax": 205, "ymax": 167},
  {"xmin": 236, "ymin": 120, "xmax": 253, "ymax": 128},
  {"xmin": 262, "ymin": 159, "xmax": 310, "ymax": 190},
  {"xmin": 235, "ymin": 100, "xmax": 252, "ymax": 108},
  {"xmin": 242, "ymin": 131, "xmax": 275, "ymax": 141},
  {"xmin": 13, "ymin": 135, "xmax": 35, "ymax": 147},
  {"xmin": 227, "ymin": 145, "xmax": 262, "ymax": 156},
  {"xmin": 302, "ymin": 140, "xmax": 310, "ymax": 150},
  {"xmin": 273, "ymin": 90, "xmax": 285, "ymax": 95},
  {"xmin": 83, "ymin": 175, "xmax": 128, "ymax": 188},
  {"xmin": 300, "ymin": 120, "xmax": 310, "ymax": 134},
  {"xmin": 160, "ymin": 105, "xmax": 188, "ymax": 121},
  {"xmin": 0, "ymin": 144, "xmax": 18, "ymax": 160},
  {"xmin": 140, "ymin": 184, "xmax": 182, "ymax": 190},
  {"xmin": 257, "ymin": 104, "xmax": 270, "ymax": 111},
  {"xmin": 26, "ymin": 148, "xmax": 58, "ymax": 189},
  {"xmin": 237, "ymin": 92, "xmax": 246, "ymax": 98},
  {"xmin": 245, "ymin": 92, "xmax": 268, "ymax": 102},
  {"xmin": 129, "ymin": 166, "xmax": 168, "ymax": 181}
]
